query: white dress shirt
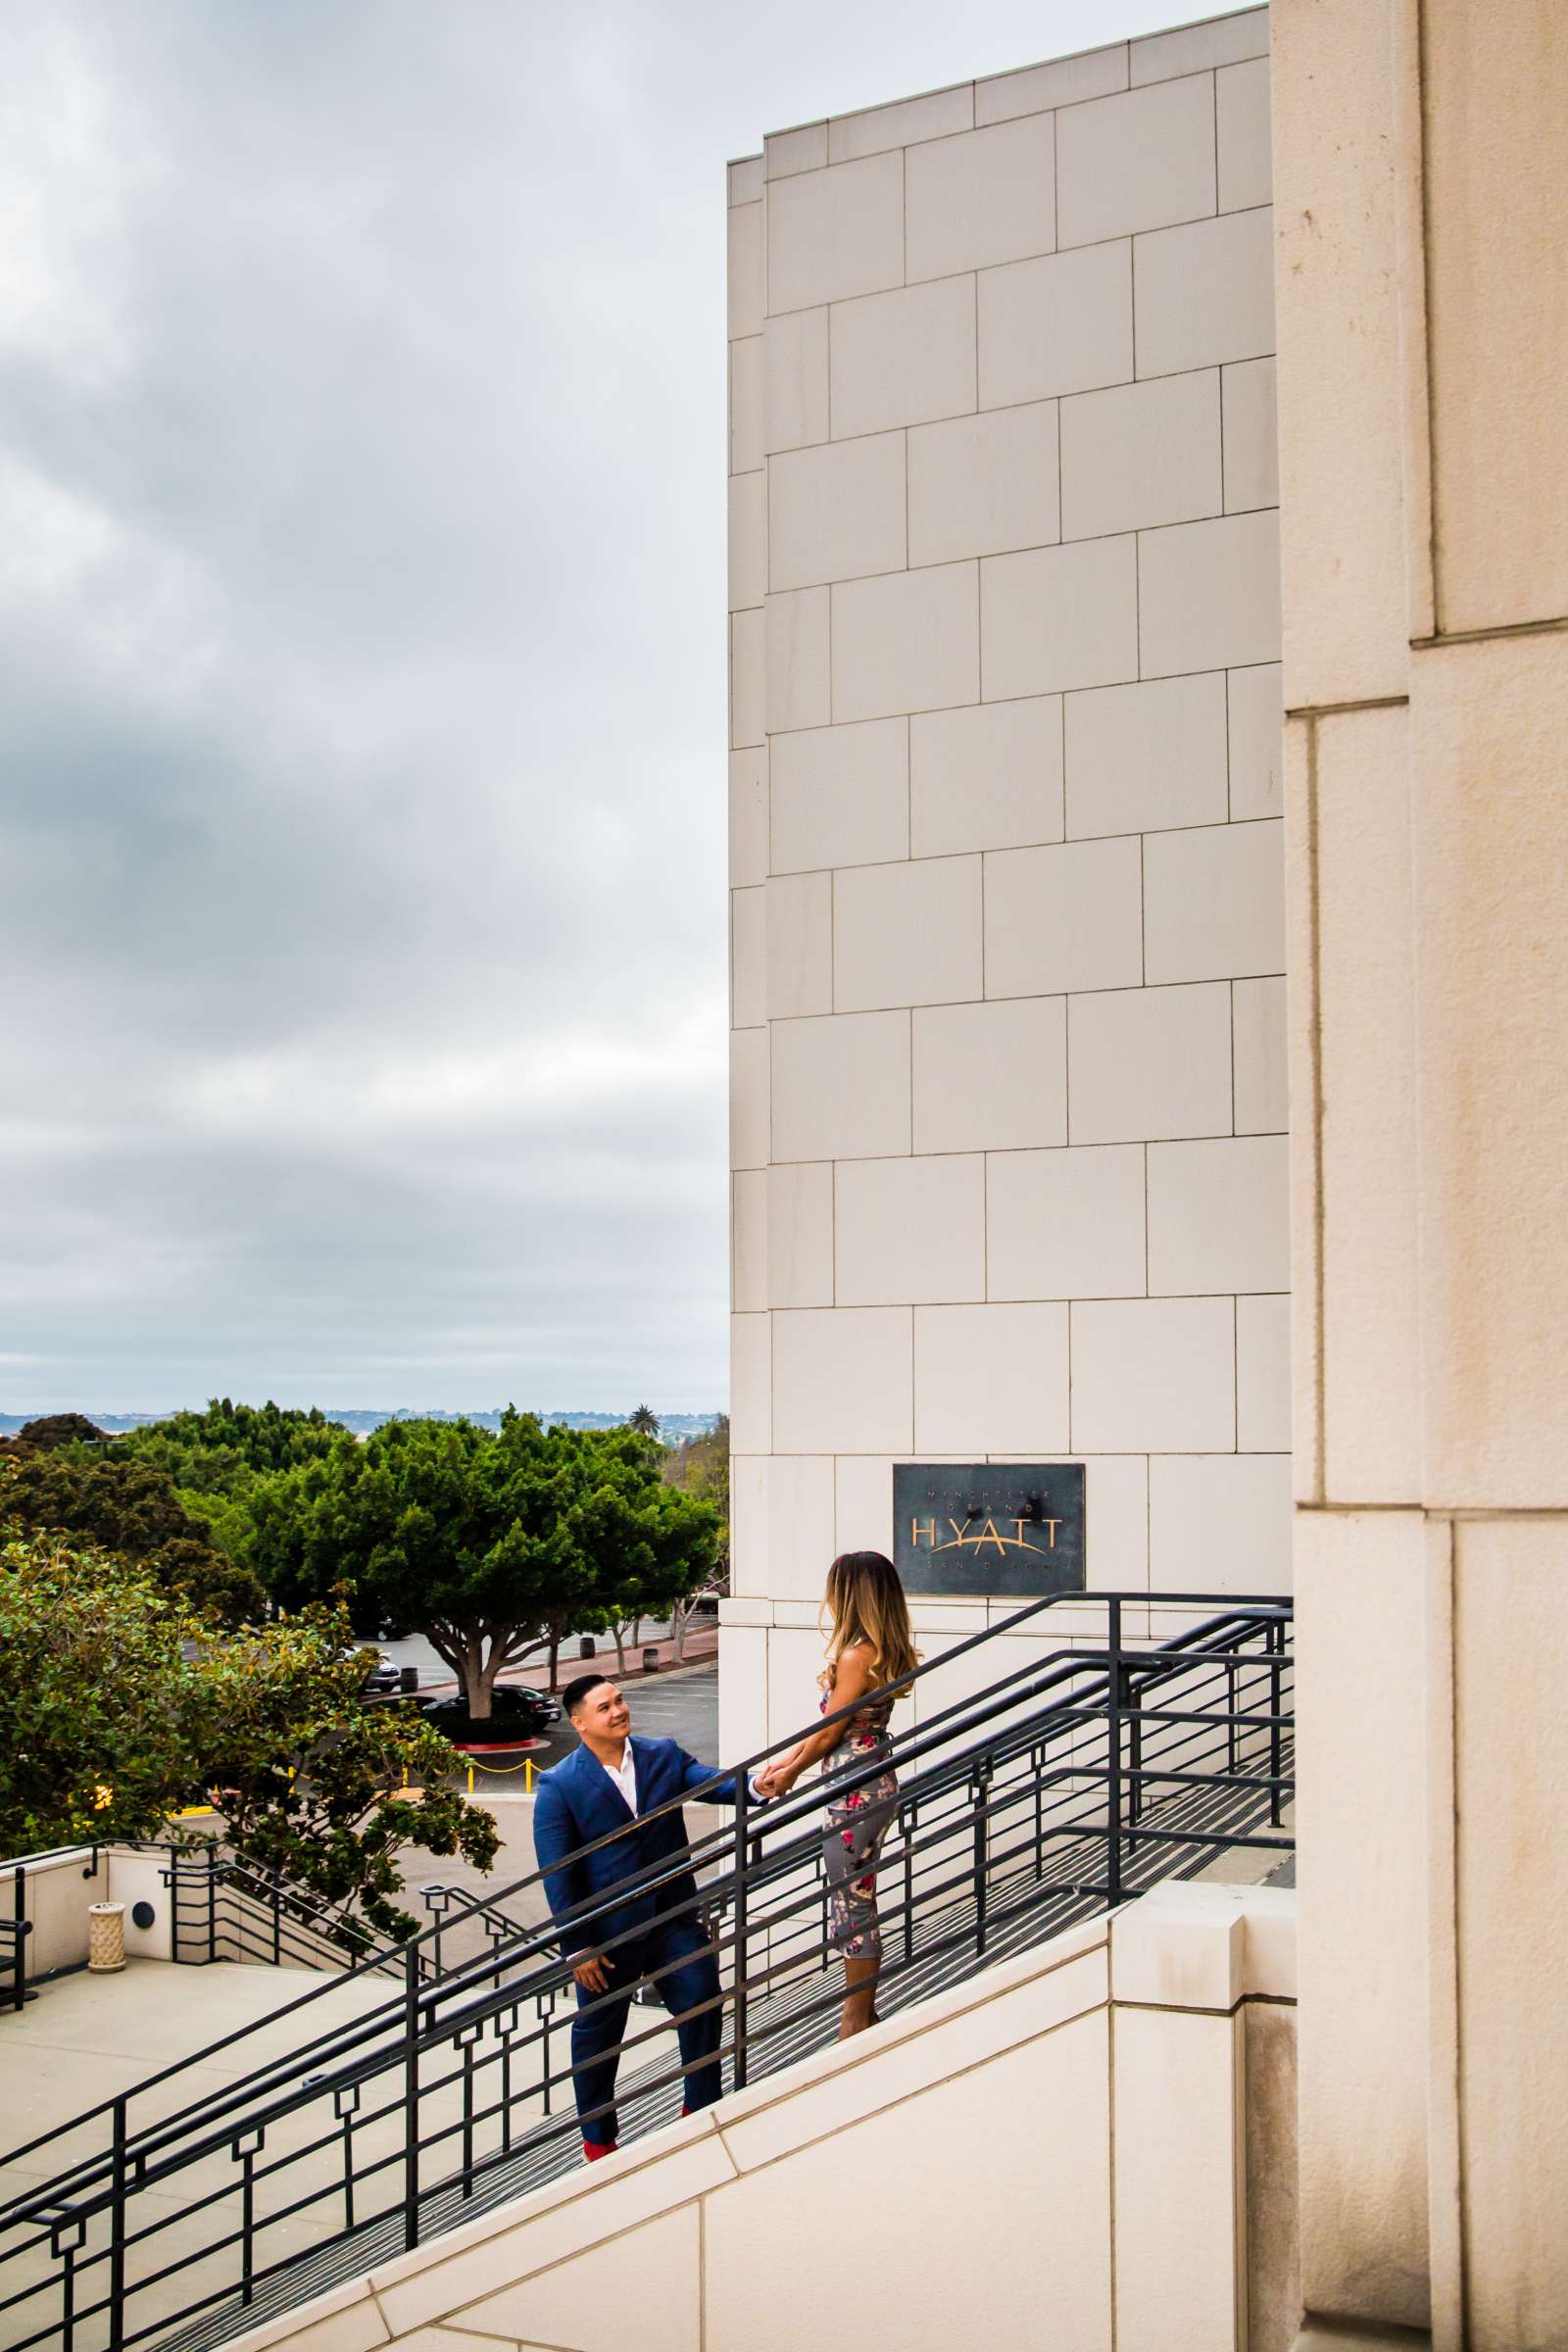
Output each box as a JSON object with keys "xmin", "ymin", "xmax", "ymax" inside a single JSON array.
[{"xmin": 599, "ymin": 1743, "xmax": 638, "ymax": 1814}]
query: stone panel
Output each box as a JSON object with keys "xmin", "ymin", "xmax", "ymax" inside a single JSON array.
[
  {"xmin": 1065, "ymin": 672, "xmax": 1228, "ymax": 840},
  {"xmin": 1068, "ymin": 982, "xmax": 1234, "ymax": 1146},
  {"xmin": 828, "ymin": 82, "xmax": 973, "ymax": 165},
  {"xmin": 1410, "ymin": 631, "xmax": 1568, "ymax": 1506},
  {"xmin": 1452, "ymin": 1517, "xmax": 1568, "ymax": 2350},
  {"xmin": 765, "ymin": 1160, "xmax": 834, "ymax": 1309},
  {"xmin": 731, "ymin": 333, "xmax": 764, "ymax": 473},
  {"xmin": 986, "ymin": 1143, "xmax": 1147, "ymax": 1302},
  {"xmin": 1134, "ymin": 206, "xmax": 1275, "ymax": 377},
  {"xmin": 1130, "ymin": 9, "xmax": 1268, "ymax": 84},
  {"xmin": 1421, "ymin": 2, "xmax": 1568, "ymax": 632},
  {"xmin": 978, "ymin": 241, "xmax": 1134, "ymax": 409},
  {"xmin": 913, "ymin": 1302, "xmax": 1069, "ymax": 1453},
  {"xmin": 763, "ymin": 586, "xmax": 830, "ymax": 733},
  {"xmin": 1147, "ymin": 1135, "xmax": 1290, "ymax": 1297},
  {"xmin": 762, "ymin": 1454, "xmax": 837, "ymax": 1600},
  {"xmin": 829, "ymin": 276, "xmax": 977, "ymax": 441},
  {"xmin": 768, "ymin": 719, "xmax": 908, "ymax": 874},
  {"xmin": 905, "ymin": 113, "xmax": 1056, "ymax": 282},
  {"xmin": 764, "ymin": 307, "xmax": 829, "ymax": 455},
  {"xmin": 981, "ymin": 536, "xmax": 1139, "ymax": 701},
  {"xmin": 976, "ymin": 44, "xmax": 1128, "ymax": 124},
  {"xmin": 730, "ymin": 1311, "xmax": 772, "ymax": 1453},
  {"xmin": 1070, "ymin": 1298, "xmax": 1237, "ymax": 1453},
  {"xmin": 729, "ymin": 748, "xmax": 768, "ymax": 887},
  {"xmin": 1148, "ymin": 1452, "xmax": 1293, "ymax": 1593},
  {"xmin": 765, "ymin": 122, "xmax": 826, "ymax": 179},
  {"xmin": 1236, "ymin": 1292, "xmax": 1292, "ymax": 1453},
  {"xmin": 832, "ymin": 563, "xmax": 980, "ymax": 724},
  {"xmin": 728, "ymin": 467, "xmax": 765, "ymax": 610},
  {"xmin": 766, "ymin": 153, "xmax": 905, "ymax": 314},
  {"xmin": 764, "ymin": 871, "xmax": 832, "ymax": 1019},
  {"xmin": 1227, "ymin": 662, "xmax": 1283, "ymax": 821},
  {"xmin": 730, "ymin": 1025, "xmax": 769, "ymax": 1170},
  {"xmin": 909, "ymin": 698, "xmax": 1063, "ymax": 858},
  {"xmin": 1313, "ymin": 702, "xmax": 1421, "ymax": 1504},
  {"xmin": 770, "ymin": 1307, "xmax": 913, "ymax": 1453},
  {"xmin": 1138, "ymin": 511, "xmax": 1282, "ymax": 679},
  {"xmin": 984, "ymin": 835, "xmax": 1143, "ymax": 999},
  {"xmin": 1271, "ymin": 0, "xmax": 1407, "ymax": 709},
  {"xmin": 732, "ymin": 1169, "xmax": 766, "ymax": 1313},
  {"xmin": 907, "ymin": 402, "xmax": 1060, "ymax": 567},
  {"xmin": 1056, "ymin": 74, "xmax": 1217, "ymax": 247},
  {"xmin": 766, "ymin": 432, "xmax": 906, "ymax": 590},
  {"xmin": 1216, "ymin": 56, "xmax": 1272, "ymax": 212},
  {"xmin": 912, "ymin": 997, "xmax": 1066, "ymax": 1155},
  {"xmin": 1221, "ymin": 357, "xmax": 1278, "ymax": 513},
  {"xmin": 727, "ymin": 199, "xmax": 764, "ymax": 338},
  {"xmin": 769, "ymin": 1009, "xmax": 909, "ymax": 1164},
  {"xmin": 833, "ymin": 1153, "xmax": 986, "ymax": 1306},
  {"xmin": 730, "ymin": 607, "xmax": 764, "ymax": 749},
  {"xmin": 1142, "ymin": 817, "xmax": 1285, "ymax": 984},
  {"xmin": 730, "ymin": 884, "xmax": 765, "ymax": 1030},
  {"xmin": 1059, "ymin": 370, "xmax": 1222, "ymax": 541},
  {"xmin": 1232, "ymin": 975, "xmax": 1288, "ymax": 1136},
  {"xmin": 832, "ymin": 854, "xmax": 983, "ymax": 1012}
]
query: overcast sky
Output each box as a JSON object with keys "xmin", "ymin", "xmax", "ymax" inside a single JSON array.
[{"xmin": 1, "ymin": 0, "xmax": 1213, "ymax": 1415}]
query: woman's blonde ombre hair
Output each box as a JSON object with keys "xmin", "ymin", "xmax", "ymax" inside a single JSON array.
[{"xmin": 818, "ymin": 1550, "xmax": 920, "ymax": 1700}]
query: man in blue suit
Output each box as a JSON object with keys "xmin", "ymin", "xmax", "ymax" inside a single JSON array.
[{"xmin": 532, "ymin": 1674, "xmax": 760, "ymax": 2162}]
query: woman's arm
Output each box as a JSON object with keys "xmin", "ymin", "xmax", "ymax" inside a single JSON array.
[{"xmin": 757, "ymin": 1645, "xmax": 876, "ymax": 1795}]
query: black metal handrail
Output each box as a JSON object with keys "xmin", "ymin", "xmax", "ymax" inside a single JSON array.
[{"xmin": 0, "ymin": 1591, "xmax": 1293, "ymax": 2352}]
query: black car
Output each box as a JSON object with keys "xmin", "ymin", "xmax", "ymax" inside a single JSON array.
[{"xmin": 417, "ymin": 1684, "xmax": 560, "ymax": 1739}]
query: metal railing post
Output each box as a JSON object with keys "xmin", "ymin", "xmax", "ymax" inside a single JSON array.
[
  {"xmin": 10, "ymin": 1866, "xmax": 25, "ymax": 2011},
  {"xmin": 403, "ymin": 1948, "xmax": 420, "ymax": 2250},
  {"xmin": 207, "ymin": 1847, "xmax": 219, "ymax": 1962},
  {"xmin": 731, "ymin": 1777, "xmax": 751, "ymax": 2093},
  {"xmin": 1269, "ymin": 1617, "xmax": 1284, "ymax": 1829},
  {"xmin": 1105, "ymin": 1597, "xmax": 1124, "ymax": 1911},
  {"xmin": 108, "ymin": 2095, "xmax": 127, "ymax": 2352}
]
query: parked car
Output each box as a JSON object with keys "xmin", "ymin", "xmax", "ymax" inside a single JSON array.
[
  {"xmin": 417, "ymin": 1684, "xmax": 560, "ymax": 1740},
  {"xmin": 341, "ymin": 1647, "xmax": 405, "ymax": 1698}
]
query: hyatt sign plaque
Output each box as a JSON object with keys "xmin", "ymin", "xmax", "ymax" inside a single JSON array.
[{"xmin": 893, "ymin": 1463, "xmax": 1087, "ymax": 1598}]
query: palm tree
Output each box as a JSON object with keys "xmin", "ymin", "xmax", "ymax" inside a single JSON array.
[{"xmin": 625, "ymin": 1404, "xmax": 660, "ymax": 1437}]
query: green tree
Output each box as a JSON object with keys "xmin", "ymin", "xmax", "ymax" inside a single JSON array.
[
  {"xmin": 2, "ymin": 1413, "xmax": 112, "ymax": 1452},
  {"xmin": 662, "ymin": 1415, "xmax": 730, "ymax": 1661},
  {"xmin": 0, "ymin": 1535, "xmax": 496, "ymax": 1942},
  {"xmin": 116, "ymin": 1399, "xmax": 355, "ymax": 1583},
  {"xmin": 0, "ymin": 1448, "xmax": 265, "ymax": 1626},
  {"xmin": 252, "ymin": 1413, "xmax": 720, "ymax": 1716},
  {"xmin": 625, "ymin": 1405, "xmax": 661, "ymax": 1437}
]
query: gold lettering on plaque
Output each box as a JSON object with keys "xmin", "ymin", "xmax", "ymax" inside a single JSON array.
[{"xmin": 911, "ymin": 1518, "xmax": 937, "ymax": 1547}]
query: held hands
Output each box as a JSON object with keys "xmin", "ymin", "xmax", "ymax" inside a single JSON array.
[{"xmin": 754, "ymin": 1761, "xmax": 801, "ymax": 1801}]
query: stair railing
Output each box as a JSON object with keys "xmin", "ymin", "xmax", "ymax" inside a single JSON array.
[{"xmin": 0, "ymin": 1590, "xmax": 1292, "ymax": 2352}]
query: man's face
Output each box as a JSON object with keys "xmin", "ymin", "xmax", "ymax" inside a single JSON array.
[{"xmin": 574, "ymin": 1681, "xmax": 631, "ymax": 1742}]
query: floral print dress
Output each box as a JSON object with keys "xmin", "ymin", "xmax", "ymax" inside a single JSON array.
[{"xmin": 820, "ymin": 1687, "xmax": 899, "ymax": 1960}]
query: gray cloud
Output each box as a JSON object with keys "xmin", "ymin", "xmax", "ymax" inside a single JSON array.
[{"xmin": 0, "ymin": 0, "xmax": 1194, "ymax": 1412}]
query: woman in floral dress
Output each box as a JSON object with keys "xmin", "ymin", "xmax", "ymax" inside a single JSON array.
[{"xmin": 755, "ymin": 1552, "xmax": 918, "ymax": 2039}]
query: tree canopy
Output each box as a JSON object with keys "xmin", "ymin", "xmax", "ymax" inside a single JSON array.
[
  {"xmin": 250, "ymin": 1411, "xmax": 721, "ymax": 1715},
  {"xmin": 0, "ymin": 1446, "xmax": 266, "ymax": 1626},
  {"xmin": 0, "ymin": 1533, "xmax": 496, "ymax": 1942}
]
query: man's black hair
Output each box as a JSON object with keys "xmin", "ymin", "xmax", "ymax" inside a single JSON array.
[{"xmin": 562, "ymin": 1672, "xmax": 615, "ymax": 1720}]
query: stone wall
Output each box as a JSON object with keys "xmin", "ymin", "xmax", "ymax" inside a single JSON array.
[{"xmin": 724, "ymin": 8, "xmax": 1289, "ymax": 1750}]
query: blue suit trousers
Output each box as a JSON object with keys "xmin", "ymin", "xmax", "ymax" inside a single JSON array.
[{"xmin": 568, "ymin": 1918, "xmax": 723, "ymax": 2145}]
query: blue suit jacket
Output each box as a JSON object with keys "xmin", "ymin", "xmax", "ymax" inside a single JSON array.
[{"xmin": 532, "ymin": 1736, "xmax": 739, "ymax": 1958}]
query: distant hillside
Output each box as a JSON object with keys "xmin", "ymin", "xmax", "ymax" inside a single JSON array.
[{"xmin": 0, "ymin": 1407, "xmax": 723, "ymax": 1443}]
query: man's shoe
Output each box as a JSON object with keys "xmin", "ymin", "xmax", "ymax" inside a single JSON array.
[{"xmin": 582, "ymin": 2138, "xmax": 616, "ymax": 2163}]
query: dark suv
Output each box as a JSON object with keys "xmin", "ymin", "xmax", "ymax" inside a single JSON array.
[{"xmin": 417, "ymin": 1685, "xmax": 560, "ymax": 1740}]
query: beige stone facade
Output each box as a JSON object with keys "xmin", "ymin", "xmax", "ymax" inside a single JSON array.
[
  {"xmin": 724, "ymin": 6, "xmax": 1291, "ymax": 1759},
  {"xmin": 1275, "ymin": 2, "xmax": 1568, "ymax": 2345}
]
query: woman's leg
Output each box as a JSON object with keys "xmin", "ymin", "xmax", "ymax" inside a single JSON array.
[{"xmin": 839, "ymin": 1951, "xmax": 880, "ymax": 2039}]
